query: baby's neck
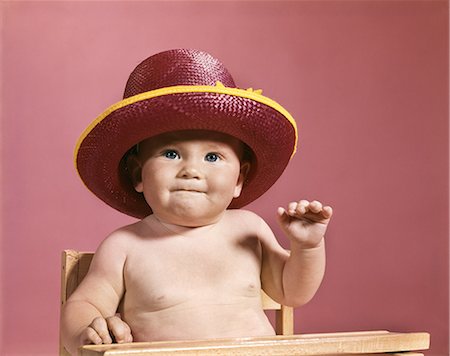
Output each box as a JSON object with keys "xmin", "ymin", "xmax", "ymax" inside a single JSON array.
[{"xmin": 148, "ymin": 214, "xmax": 223, "ymax": 238}]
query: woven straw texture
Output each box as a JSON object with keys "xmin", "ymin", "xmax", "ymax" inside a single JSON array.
[{"xmin": 76, "ymin": 49, "xmax": 297, "ymax": 218}]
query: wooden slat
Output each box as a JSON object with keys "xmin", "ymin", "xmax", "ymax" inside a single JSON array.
[
  {"xmin": 65, "ymin": 250, "xmax": 93, "ymax": 299},
  {"xmin": 79, "ymin": 331, "xmax": 430, "ymax": 356},
  {"xmin": 60, "ymin": 250, "xmax": 94, "ymax": 356},
  {"xmin": 276, "ymin": 304, "xmax": 294, "ymax": 335},
  {"xmin": 261, "ymin": 289, "xmax": 281, "ymax": 310}
]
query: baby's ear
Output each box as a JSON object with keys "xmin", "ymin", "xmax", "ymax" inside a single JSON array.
[
  {"xmin": 126, "ymin": 154, "xmax": 144, "ymax": 193},
  {"xmin": 234, "ymin": 161, "xmax": 251, "ymax": 198}
]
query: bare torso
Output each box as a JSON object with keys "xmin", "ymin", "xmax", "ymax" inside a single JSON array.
[{"xmin": 119, "ymin": 212, "xmax": 275, "ymax": 341}]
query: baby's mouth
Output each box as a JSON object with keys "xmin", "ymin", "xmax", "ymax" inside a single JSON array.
[{"xmin": 173, "ymin": 188, "xmax": 205, "ymax": 194}]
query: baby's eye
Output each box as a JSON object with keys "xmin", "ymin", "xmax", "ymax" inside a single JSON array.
[
  {"xmin": 163, "ymin": 150, "xmax": 180, "ymax": 160},
  {"xmin": 205, "ymin": 153, "xmax": 220, "ymax": 162}
]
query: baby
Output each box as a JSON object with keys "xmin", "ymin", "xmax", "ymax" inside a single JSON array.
[{"xmin": 61, "ymin": 49, "xmax": 332, "ymax": 355}]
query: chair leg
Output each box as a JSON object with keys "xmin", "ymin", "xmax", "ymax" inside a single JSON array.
[{"xmin": 275, "ymin": 305, "xmax": 294, "ymax": 335}]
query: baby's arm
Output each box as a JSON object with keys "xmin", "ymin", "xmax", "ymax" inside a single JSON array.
[
  {"xmin": 260, "ymin": 200, "xmax": 332, "ymax": 307},
  {"xmin": 61, "ymin": 232, "xmax": 132, "ymax": 354}
]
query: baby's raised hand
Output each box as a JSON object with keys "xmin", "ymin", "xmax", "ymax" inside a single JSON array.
[
  {"xmin": 277, "ymin": 200, "xmax": 333, "ymax": 249},
  {"xmin": 80, "ymin": 315, "xmax": 133, "ymax": 346}
]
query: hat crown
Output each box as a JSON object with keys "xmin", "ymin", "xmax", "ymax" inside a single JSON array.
[{"xmin": 123, "ymin": 49, "xmax": 236, "ymax": 99}]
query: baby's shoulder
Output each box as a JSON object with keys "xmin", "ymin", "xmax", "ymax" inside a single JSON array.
[
  {"xmin": 225, "ymin": 208, "xmax": 262, "ymax": 219},
  {"xmin": 97, "ymin": 220, "xmax": 147, "ymax": 252},
  {"xmin": 224, "ymin": 209, "xmax": 265, "ymax": 231}
]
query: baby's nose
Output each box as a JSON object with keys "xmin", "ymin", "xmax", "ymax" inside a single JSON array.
[{"xmin": 177, "ymin": 161, "xmax": 203, "ymax": 179}]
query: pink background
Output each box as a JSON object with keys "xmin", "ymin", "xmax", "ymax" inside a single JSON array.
[{"xmin": 1, "ymin": 1, "xmax": 448, "ymax": 355}]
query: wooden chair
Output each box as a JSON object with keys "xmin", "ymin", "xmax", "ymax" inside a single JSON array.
[
  {"xmin": 60, "ymin": 250, "xmax": 430, "ymax": 356},
  {"xmin": 60, "ymin": 250, "xmax": 294, "ymax": 356}
]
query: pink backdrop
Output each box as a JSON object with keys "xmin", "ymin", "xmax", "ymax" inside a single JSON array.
[{"xmin": 1, "ymin": 1, "xmax": 448, "ymax": 355}]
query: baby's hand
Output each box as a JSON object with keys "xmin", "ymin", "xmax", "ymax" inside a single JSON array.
[
  {"xmin": 277, "ymin": 200, "xmax": 333, "ymax": 249},
  {"xmin": 80, "ymin": 315, "xmax": 133, "ymax": 346}
]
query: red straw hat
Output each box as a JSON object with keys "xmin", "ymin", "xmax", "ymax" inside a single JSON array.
[{"xmin": 75, "ymin": 49, "xmax": 298, "ymax": 218}]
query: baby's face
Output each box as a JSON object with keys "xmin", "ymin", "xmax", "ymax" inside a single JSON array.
[{"xmin": 134, "ymin": 130, "xmax": 247, "ymax": 227}]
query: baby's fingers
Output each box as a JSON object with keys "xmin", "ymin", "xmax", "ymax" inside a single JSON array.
[
  {"xmin": 321, "ymin": 205, "xmax": 333, "ymax": 219},
  {"xmin": 287, "ymin": 200, "xmax": 310, "ymax": 216},
  {"xmin": 106, "ymin": 316, "xmax": 133, "ymax": 344},
  {"xmin": 287, "ymin": 200, "xmax": 303, "ymax": 215},
  {"xmin": 307, "ymin": 200, "xmax": 323, "ymax": 213},
  {"xmin": 286, "ymin": 200, "xmax": 333, "ymax": 221},
  {"xmin": 82, "ymin": 317, "xmax": 112, "ymax": 345},
  {"xmin": 84, "ymin": 326, "xmax": 103, "ymax": 345}
]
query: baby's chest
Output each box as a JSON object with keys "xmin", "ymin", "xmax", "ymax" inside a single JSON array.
[{"xmin": 123, "ymin": 235, "xmax": 261, "ymax": 304}]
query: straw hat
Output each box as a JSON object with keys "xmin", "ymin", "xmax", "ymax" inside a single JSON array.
[{"xmin": 75, "ymin": 49, "xmax": 298, "ymax": 218}]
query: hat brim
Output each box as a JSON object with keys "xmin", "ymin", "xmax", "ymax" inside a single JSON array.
[{"xmin": 75, "ymin": 85, "xmax": 298, "ymax": 219}]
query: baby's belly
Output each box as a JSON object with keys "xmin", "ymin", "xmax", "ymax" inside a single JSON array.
[{"xmin": 122, "ymin": 295, "xmax": 275, "ymax": 342}]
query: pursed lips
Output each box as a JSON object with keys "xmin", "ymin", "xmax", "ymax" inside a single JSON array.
[{"xmin": 172, "ymin": 188, "xmax": 206, "ymax": 193}]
